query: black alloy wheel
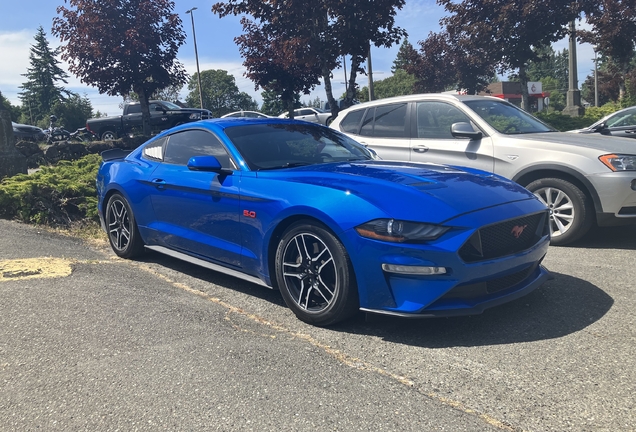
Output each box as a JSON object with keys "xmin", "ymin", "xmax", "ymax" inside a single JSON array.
[
  {"xmin": 105, "ymin": 193, "xmax": 145, "ymax": 258},
  {"xmin": 275, "ymin": 221, "xmax": 358, "ymax": 326}
]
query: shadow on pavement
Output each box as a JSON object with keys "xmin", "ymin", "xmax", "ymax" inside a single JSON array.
[
  {"xmin": 136, "ymin": 249, "xmax": 612, "ymax": 349},
  {"xmin": 567, "ymin": 224, "xmax": 636, "ymax": 250},
  {"xmin": 334, "ymin": 272, "xmax": 612, "ymax": 348}
]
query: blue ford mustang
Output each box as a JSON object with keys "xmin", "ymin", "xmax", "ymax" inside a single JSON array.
[{"xmin": 96, "ymin": 118, "xmax": 551, "ymax": 326}]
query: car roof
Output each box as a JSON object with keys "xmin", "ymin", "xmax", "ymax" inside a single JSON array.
[
  {"xmin": 221, "ymin": 111, "xmax": 268, "ymax": 117},
  {"xmin": 338, "ymin": 93, "xmax": 503, "ymax": 112},
  {"xmin": 167, "ymin": 117, "xmax": 322, "ymax": 132}
]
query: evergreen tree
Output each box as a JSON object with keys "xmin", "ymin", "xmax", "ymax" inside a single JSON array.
[
  {"xmin": 391, "ymin": 39, "xmax": 417, "ymax": 73},
  {"xmin": 19, "ymin": 26, "xmax": 72, "ymax": 124},
  {"xmin": 260, "ymin": 88, "xmax": 299, "ymax": 116},
  {"xmin": 0, "ymin": 90, "xmax": 21, "ymax": 121}
]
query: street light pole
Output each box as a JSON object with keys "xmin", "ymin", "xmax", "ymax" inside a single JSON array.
[
  {"xmin": 186, "ymin": 7, "xmax": 203, "ymax": 110},
  {"xmin": 594, "ymin": 49, "xmax": 599, "ymax": 107}
]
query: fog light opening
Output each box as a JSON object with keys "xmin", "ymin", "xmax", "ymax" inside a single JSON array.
[{"xmin": 382, "ymin": 264, "xmax": 447, "ymax": 275}]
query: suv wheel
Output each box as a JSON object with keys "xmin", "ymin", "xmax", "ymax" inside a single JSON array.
[{"xmin": 526, "ymin": 177, "xmax": 593, "ymax": 246}]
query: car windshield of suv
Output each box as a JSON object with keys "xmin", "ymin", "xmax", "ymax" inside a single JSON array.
[
  {"xmin": 225, "ymin": 123, "xmax": 372, "ymax": 170},
  {"xmin": 463, "ymin": 100, "xmax": 556, "ymax": 135}
]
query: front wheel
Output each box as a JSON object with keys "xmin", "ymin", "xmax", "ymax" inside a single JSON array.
[
  {"xmin": 275, "ymin": 221, "xmax": 358, "ymax": 326},
  {"xmin": 525, "ymin": 177, "xmax": 594, "ymax": 246},
  {"xmin": 105, "ymin": 193, "xmax": 145, "ymax": 258}
]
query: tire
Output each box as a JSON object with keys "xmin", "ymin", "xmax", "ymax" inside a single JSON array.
[
  {"xmin": 525, "ymin": 177, "xmax": 594, "ymax": 246},
  {"xmin": 105, "ymin": 193, "xmax": 145, "ymax": 258},
  {"xmin": 101, "ymin": 130, "xmax": 117, "ymax": 141},
  {"xmin": 325, "ymin": 117, "xmax": 333, "ymax": 126},
  {"xmin": 275, "ymin": 221, "xmax": 358, "ymax": 326}
]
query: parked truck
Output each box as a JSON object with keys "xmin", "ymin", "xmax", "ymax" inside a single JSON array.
[{"xmin": 86, "ymin": 101, "xmax": 213, "ymax": 140}]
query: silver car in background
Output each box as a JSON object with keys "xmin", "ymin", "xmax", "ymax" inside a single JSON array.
[
  {"xmin": 278, "ymin": 107, "xmax": 332, "ymax": 125},
  {"xmin": 330, "ymin": 94, "xmax": 636, "ymax": 245},
  {"xmin": 568, "ymin": 105, "xmax": 636, "ymax": 139}
]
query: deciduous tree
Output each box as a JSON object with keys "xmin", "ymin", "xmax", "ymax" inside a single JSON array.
[
  {"xmin": 438, "ymin": 0, "xmax": 579, "ymax": 109},
  {"xmin": 49, "ymin": 93, "xmax": 94, "ymax": 132},
  {"xmin": 357, "ymin": 69, "xmax": 416, "ymax": 102},
  {"xmin": 212, "ymin": 0, "xmax": 406, "ymax": 118},
  {"xmin": 579, "ymin": 0, "xmax": 636, "ymax": 100},
  {"xmin": 185, "ymin": 69, "xmax": 258, "ymax": 117},
  {"xmin": 52, "ymin": 0, "xmax": 188, "ymax": 136}
]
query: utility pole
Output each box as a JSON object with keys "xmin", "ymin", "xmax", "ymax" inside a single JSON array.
[
  {"xmin": 367, "ymin": 42, "xmax": 374, "ymax": 101},
  {"xmin": 186, "ymin": 7, "xmax": 204, "ymax": 110},
  {"xmin": 563, "ymin": 20, "xmax": 584, "ymax": 117}
]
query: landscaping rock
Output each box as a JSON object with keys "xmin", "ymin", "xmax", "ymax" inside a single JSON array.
[{"xmin": 0, "ymin": 110, "xmax": 28, "ymax": 179}]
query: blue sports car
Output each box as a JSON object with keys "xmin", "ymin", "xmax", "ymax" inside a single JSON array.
[{"xmin": 96, "ymin": 118, "xmax": 551, "ymax": 326}]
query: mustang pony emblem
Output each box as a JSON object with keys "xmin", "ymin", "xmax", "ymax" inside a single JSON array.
[{"xmin": 511, "ymin": 224, "xmax": 528, "ymax": 238}]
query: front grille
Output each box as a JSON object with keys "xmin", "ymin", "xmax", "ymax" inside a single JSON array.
[
  {"xmin": 438, "ymin": 264, "xmax": 537, "ymax": 301},
  {"xmin": 459, "ymin": 211, "xmax": 548, "ymax": 263}
]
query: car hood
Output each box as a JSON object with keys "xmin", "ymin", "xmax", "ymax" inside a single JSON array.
[
  {"xmin": 508, "ymin": 131, "xmax": 636, "ymax": 152},
  {"xmin": 176, "ymin": 108, "xmax": 211, "ymax": 114},
  {"xmin": 265, "ymin": 161, "xmax": 538, "ymax": 222}
]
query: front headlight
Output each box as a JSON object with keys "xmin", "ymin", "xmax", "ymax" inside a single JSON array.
[
  {"xmin": 355, "ymin": 219, "xmax": 449, "ymax": 243},
  {"xmin": 599, "ymin": 154, "xmax": 636, "ymax": 171},
  {"xmin": 189, "ymin": 113, "xmax": 202, "ymax": 120}
]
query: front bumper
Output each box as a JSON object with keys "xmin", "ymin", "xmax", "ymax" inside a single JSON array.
[
  {"xmin": 344, "ymin": 201, "xmax": 551, "ymax": 317},
  {"xmin": 588, "ymin": 171, "xmax": 636, "ymax": 225}
]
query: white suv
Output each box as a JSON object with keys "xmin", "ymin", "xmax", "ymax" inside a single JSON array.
[{"xmin": 330, "ymin": 94, "xmax": 636, "ymax": 245}]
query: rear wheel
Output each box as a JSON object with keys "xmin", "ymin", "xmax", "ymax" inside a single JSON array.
[
  {"xmin": 275, "ymin": 221, "xmax": 358, "ymax": 326},
  {"xmin": 526, "ymin": 177, "xmax": 593, "ymax": 245},
  {"xmin": 105, "ymin": 193, "xmax": 145, "ymax": 258},
  {"xmin": 101, "ymin": 130, "xmax": 117, "ymax": 141}
]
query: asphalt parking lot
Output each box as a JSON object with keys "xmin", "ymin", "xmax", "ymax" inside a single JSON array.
[{"xmin": 0, "ymin": 219, "xmax": 634, "ymax": 431}]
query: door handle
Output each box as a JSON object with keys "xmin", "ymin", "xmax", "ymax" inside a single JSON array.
[
  {"xmin": 413, "ymin": 146, "xmax": 429, "ymax": 153},
  {"xmin": 151, "ymin": 178, "xmax": 167, "ymax": 189},
  {"xmin": 625, "ymin": 129, "xmax": 636, "ymax": 134}
]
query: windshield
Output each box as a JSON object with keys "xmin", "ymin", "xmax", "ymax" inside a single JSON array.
[
  {"xmin": 463, "ymin": 99, "xmax": 556, "ymax": 134},
  {"xmin": 225, "ymin": 123, "xmax": 373, "ymax": 170},
  {"xmin": 605, "ymin": 108, "xmax": 636, "ymax": 128},
  {"xmin": 162, "ymin": 101, "xmax": 183, "ymax": 110}
]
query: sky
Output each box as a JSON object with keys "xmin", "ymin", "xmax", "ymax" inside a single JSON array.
[{"xmin": 0, "ymin": 0, "xmax": 597, "ymax": 118}]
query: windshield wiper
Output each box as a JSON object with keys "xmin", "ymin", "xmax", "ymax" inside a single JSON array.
[{"xmin": 258, "ymin": 162, "xmax": 313, "ymax": 171}]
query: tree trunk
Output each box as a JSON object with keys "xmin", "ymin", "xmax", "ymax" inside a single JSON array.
[
  {"xmin": 343, "ymin": 56, "xmax": 361, "ymax": 108},
  {"xmin": 285, "ymin": 93, "xmax": 295, "ymax": 119},
  {"xmin": 322, "ymin": 65, "xmax": 339, "ymax": 120},
  {"xmin": 137, "ymin": 86, "xmax": 151, "ymax": 137},
  {"xmin": 518, "ymin": 65, "xmax": 530, "ymax": 112}
]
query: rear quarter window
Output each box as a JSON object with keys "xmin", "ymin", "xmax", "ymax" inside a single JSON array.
[{"xmin": 339, "ymin": 109, "xmax": 365, "ymax": 134}]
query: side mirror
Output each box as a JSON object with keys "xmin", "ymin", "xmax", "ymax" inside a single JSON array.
[
  {"xmin": 187, "ymin": 155, "xmax": 233, "ymax": 174},
  {"xmin": 592, "ymin": 122, "xmax": 607, "ymax": 132},
  {"xmin": 451, "ymin": 122, "xmax": 483, "ymax": 140}
]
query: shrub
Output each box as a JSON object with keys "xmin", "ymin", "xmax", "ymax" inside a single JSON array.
[
  {"xmin": 535, "ymin": 102, "xmax": 623, "ymax": 131},
  {"xmin": 0, "ymin": 154, "xmax": 101, "ymax": 227}
]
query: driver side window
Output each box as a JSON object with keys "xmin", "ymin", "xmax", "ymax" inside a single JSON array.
[
  {"xmin": 416, "ymin": 102, "xmax": 471, "ymax": 139},
  {"xmin": 163, "ymin": 130, "xmax": 234, "ymax": 168}
]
